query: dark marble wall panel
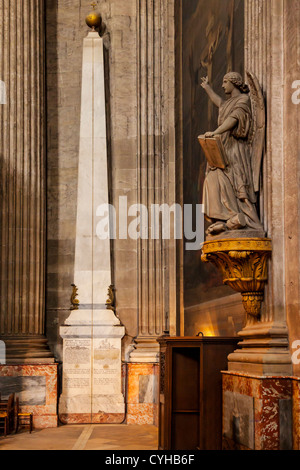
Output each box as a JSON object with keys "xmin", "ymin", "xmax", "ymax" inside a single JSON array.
[
  {"xmin": 0, "ymin": 376, "xmax": 46, "ymax": 406},
  {"xmin": 182, "ymin": 0, "xmax": 244, "ymax": 321}
]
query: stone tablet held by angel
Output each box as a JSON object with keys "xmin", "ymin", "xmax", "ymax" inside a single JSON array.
[{"xmin": 199, "ymin": 71, "xmax": 265, "ymax": 238}]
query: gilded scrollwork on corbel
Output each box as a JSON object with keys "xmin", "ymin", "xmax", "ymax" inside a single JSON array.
[{"xmin": 201, "ymin": 239, "xmax": 272, "ymax": 319}]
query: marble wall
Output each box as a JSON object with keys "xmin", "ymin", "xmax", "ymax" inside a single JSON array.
[
  {"xmin": 126, "ymin": 363, "xmax": 159, "ymax": 425},
  {"xmin": 223, "ymin": 372, "xmax": 300, "ymax": 450},
  {"xmin": 292, "ymin": 378, "xmax": 300, "ymax": 450},
  {"xmin": 0, "ymin": 364, "xmax": 58, "ymax": 429}
]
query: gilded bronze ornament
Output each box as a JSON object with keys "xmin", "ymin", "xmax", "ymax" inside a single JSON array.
[
  {"xmin": 86, "ymin": 2, "xmax": 102, "ymax": 31},
  {"xmin": 70, "ymin": 284, "xmax": 80, "ymax": 311},
  {"xmin": 201, "ymin": 238, "xmax": 272, "ymax": 318},
  {"xmin": 106, "ymin": 285, "xmax": 116, "ymax": 312}
]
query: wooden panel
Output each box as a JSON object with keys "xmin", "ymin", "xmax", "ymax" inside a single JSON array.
[
  {"xmin": 159, "ymin": 402, "xmax": 165, "ymax": 449},
  {"xmin": 158, "ymin": 336, "xmax": 239, "ymax": 450},
  {"xmin": 172, "ymin": 348, "xmax": 200, "ymax": 411},
  {"xmin": 171, "ymin": 413, "xmax": 199, "ymax": 450},
  {"xmin": 201, "ymin": 342, "xmax": 235, "ymax": 449}
]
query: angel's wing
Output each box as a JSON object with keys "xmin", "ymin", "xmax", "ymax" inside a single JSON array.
[{"xmin": 246, "ymin": 71, "xmax": 266, "ymax": 193}]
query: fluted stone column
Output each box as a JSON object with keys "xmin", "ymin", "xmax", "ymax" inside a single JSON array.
[
  {"xmin": 0, "ymin": 0, "xmax": 53, "ymax": 363},
  {"xmin": 129, "ymin": 0, "xmax": 177, "ymax": 363}
]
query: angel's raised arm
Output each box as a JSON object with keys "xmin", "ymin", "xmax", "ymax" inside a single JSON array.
[{"xmin": 201, "ymin": 77, "xmax": 223, "ymax": 108}]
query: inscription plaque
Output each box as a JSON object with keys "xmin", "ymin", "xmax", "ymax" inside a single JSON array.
[{"xmin": 63, "ymin": 339, "xmax": 92, "ymax": 392}]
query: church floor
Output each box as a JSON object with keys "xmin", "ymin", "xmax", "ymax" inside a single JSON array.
[{"xmin": 0, "ymin": 424, "xmax": 158, "ymax": 451}]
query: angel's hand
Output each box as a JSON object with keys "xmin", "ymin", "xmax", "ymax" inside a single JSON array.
[
  {"xmin": 201, "ymin": 76, "xmax": 209, "ymax": 89},
  {"xmin": 205, "ymin": 131, "xmax": 215, "ymax": 138}
]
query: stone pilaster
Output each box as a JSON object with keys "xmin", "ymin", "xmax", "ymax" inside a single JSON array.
[
  {"xmin": 129, "ymin": 0, "xmax": 177, "ymax": 363},
  {"xmin": 0, "ymin": 0, "xmax": 53, "ymax": 362},
  {"xmin": 227, "ymin": 0, "xmax": 292, "ymax": 375}
]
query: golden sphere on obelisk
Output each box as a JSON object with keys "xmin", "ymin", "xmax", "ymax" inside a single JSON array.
[{"xmin": 85, "ymin": 2, "xmax": 102, "ymax": 30}]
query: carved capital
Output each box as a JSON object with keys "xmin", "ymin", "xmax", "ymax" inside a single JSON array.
[{"xmin": 201, "ymin": 238, "xmax": 272, "ymax": 318}]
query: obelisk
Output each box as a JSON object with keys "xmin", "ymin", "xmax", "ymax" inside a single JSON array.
[{"xmin": 59, "ymin": 7, "xmax": 125, "ymax": 424}]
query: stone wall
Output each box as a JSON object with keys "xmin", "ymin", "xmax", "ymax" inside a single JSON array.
[
  {"xmin": 242, "ymin": 0, "xmax": 300, "ymax": 375},
  {"xmin": 45, "ymin": 0, "xmax": 139, "ymax": 361},
  {"xmin": 45, "ymin": 0, "xmax": 178, "ymax": 366}
]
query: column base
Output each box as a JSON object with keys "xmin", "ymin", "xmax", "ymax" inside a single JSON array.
[
  {"xmin": 228, "ymin": 322, "xmax": 293, "ymax": 376},
  {"xmin": 228, "ymin": 357, "xmax": 293, "ymax": 376},
  {"xmin": 129, "ymin": 336, "xmax": 160, "ymax": 363},
  {"xmin": 0, "ymin": 336, "xmax": 55, "ymax": 364}
]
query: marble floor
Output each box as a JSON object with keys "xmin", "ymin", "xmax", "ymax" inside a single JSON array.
[{"xmin": 0, "ymin": 424, "xmax": 158, "ymax": 451}]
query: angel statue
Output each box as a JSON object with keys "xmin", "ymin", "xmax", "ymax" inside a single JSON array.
[{"xmin": 200, "ymin": 71, "xmax": 265, "ymax": 237}]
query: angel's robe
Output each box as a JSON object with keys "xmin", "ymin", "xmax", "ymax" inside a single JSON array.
[{"xmin": 203, "ymin": 93, "xmax": 263, "ymax": 231}]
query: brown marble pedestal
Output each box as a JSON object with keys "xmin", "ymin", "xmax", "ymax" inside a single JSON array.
[{"xmin": 222, "ymin": 371, "xmax": 300, "ymax": 450}]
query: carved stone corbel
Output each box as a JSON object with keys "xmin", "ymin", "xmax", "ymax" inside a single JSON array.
[{"xmin": 201, "ymin": 238, "xmax": 272, "ymax": 319}]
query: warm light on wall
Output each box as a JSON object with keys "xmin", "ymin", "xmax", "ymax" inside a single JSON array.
[{"xmin": 197, "ymin": 327, "xmax": 215, "ymax": 337}]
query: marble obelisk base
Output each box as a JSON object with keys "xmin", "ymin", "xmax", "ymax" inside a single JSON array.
[
  {"xmin": 59, "ymin": 314, "xmax": 125, "ymax": 424},
  {"xmin": 222, "ymin": 371, "xmax": 300, "ymax": 450}
]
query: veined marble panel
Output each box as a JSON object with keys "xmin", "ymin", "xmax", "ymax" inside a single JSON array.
[
  {"xmin": 0, "ymin": 376, "xmax": 46, "ymax": 406},
  {"xmin": 222, "ymin": 372, "xmax": 294, "ymax": 450},
  {"xmin": 0, "ymin": 364, "xmax": 58, "ymax": 429},
  {"xmin": 126, "ymin": 363, "xmax": 159, "ymax": 425},
  {"xmin": 139, "ymin": 375, "xmax": 155, "ymax": 404},
  {"xmin": 223, "ymin": 391, "xmax": 255, "ymax": 450}
]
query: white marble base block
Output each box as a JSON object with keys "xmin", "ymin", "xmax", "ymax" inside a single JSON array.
[{"xmin": 59, "ymin": 325, "xmax": 125, "ymax": 419}]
